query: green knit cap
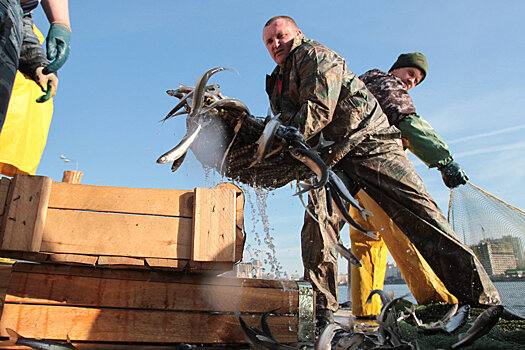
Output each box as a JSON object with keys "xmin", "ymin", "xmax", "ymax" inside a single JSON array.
[{"xmin": 389, "ymin": 52, "xmax": 428, "ymax": 83}]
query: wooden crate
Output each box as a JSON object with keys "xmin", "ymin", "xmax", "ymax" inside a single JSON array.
[
  {"xmin": 0, "ymin": 262, "xmax": 315, "ymax": 348},
  {"xmin": 0, "ymin": 175, "xmax": 245, "ymax": 272}
]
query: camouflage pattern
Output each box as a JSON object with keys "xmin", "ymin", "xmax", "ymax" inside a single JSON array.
[
  {"xmin": 266, "ymin": 35, "xmax": 400, "ymax": 167},
  {"xmin": 360, "ymin": 69, "xmax": 453, "ymax": 168},
  {"xmin": 0, "ymin": 0, "xmax": 47, "ymax": 132},
  {"xmin": 0, "ymin": 0, "xmax": 23, "ymax": 130},
  {"xmin": 359, "ymin": 69, "xmax": 416, "ymax": 126},
  {"xmin": 266, "ymin": 36, "xmax": 500, "ymax": 310}
]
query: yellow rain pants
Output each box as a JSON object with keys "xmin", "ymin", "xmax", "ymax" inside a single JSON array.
[
  {"xmin": 0, "ymin": 25, "xmax": 53, "ymax": 177},
  {"xmin": 350, "ymin": 190, "xmax": 458, "ymax": 317}
]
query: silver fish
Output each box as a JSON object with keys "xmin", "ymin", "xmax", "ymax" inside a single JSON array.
[
  {"xmin": 315, "ymin": 323, "xmax": 342, "ymax": 350},
  {"xmin": 201, "ymin": 97, "xmax": 251, "ymax": 115},
  {"xmin": 289, "ymin": 147, "xmax": 329, "ymax": 193},
  {"xmin": 445, "ymin": 304, "xmax": 471, "ymax": 333},
  {"xmin": 171, "ymin": 152, "xmax": 187, "ymax": 172},
  {"xmin": 334, "ymin": 242, "xmax": 362, "ymax": 267},
  {"xmin": 330, "ymin": 185, "xmax": 379, "ymax": 239},
  {"xmin": 250, "ymin": 118, "xmax": 281, "ymax": 167},
  {"xmin": 190, "ymin": 67, "xmax": 234, "ymax": 120},
  {"xmin": 0, "ymin": 328, "xmax": 78, "ymax": 350},
  {"xmin": 156, "ymin": 123, "xmax": 202, "ymax": 164},
  {"xmin": 441, "ymin": 303, "xmax": 459, "ymax": 324},
  {"xmin": 450, "ymin": 305, "xmax": 503, "ymax": 349},
  {"xmin": 327, "ymin": 171, "xmax": 373, "ymax": 222},
  {"xmin": 311, "ymin": 132, "xmax": 334, "ymax": 151},
  {"xmin": 335, "ymin": 332, "xmax": 365, "ymax": 350}
]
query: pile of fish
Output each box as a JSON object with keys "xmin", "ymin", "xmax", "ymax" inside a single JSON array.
[
  {"xmin": 236, "ymin": 289, "xmax": 506, "ymax": 349},
  {"xmin": 157, "ymin": 67, "xmax": 378, "ymax": 249}
]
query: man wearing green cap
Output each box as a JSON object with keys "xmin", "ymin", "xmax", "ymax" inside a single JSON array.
[
  {"xmin": 262, "ymin": 16, "xmax": 499, "ymax": 329},
  {"xmin": 348, "ymin": 53, "xmax": 470, "ymax": 318}
]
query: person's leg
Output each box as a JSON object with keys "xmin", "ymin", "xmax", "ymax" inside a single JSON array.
[{"xmin": 342, "ymin": 139, "xmax": 500, "ymax": 306}]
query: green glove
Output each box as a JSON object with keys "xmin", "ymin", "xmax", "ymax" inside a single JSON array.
[
  {"xmin": 439, "ymin": 161, "xmax": 468, "ymax": 188},
  {"xmin": 43, "ymin": 23, "xmax": 71, "ymax": 74}
]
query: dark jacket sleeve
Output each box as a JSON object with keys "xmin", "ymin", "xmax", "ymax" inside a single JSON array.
[
  {"xmin": 18, "ymin": 14, "xmax": 48, "ymax": 80},
  {"xmin": 397, "ymin": 113, "xmax": 453, "ymax": 168}
]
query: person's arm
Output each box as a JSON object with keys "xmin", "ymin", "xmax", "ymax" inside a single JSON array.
[
  {"xmin": 397, "ymin": 114, "xmax": 468, "ymax": 187},
  {"xmin": 40, "ymin": 0, "xmax": 71, "ymax": 74},
  {"xmin": 18, "ymin": 14, "xmax": 58, "ymax": 102},
  {"xmin": 291, "ymin": 47, "xmax": 344, "ymax": 140}
]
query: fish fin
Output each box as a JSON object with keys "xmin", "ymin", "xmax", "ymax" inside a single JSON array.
[
  {"xmin": 360, "ymin": 209, "xmax": 374, "ymax": 220},
  {"xmin": 6, "ymin": 328, "xmax": 19, "ymax": 342},
  {"xmin": 387, "ymin": 290, "xmax": 395, "ymax": 300}
]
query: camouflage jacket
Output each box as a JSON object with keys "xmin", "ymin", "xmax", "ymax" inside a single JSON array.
[
  {"xmin": 18, "ymin": 13, "xmax": 49, "ymax": 81},
  {"xmin": 360, "ymin": 69, "xmax": 453, "ymax": 168},
  {"xmin": 265, "ymin": 35, "xmax": 398, "ymax": 166}
]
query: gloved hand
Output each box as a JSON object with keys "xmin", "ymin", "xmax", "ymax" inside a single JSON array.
[
  {"xmin": 439, "ymin": 161, "xmax": 468, "ymax": 188},
  {"xmin": 34, "ymin": 66, "xmax": 59, "ymax": 102},
  {"xmin": 42, "ymin": 22, "xmax": 71, "ymax": 74}
]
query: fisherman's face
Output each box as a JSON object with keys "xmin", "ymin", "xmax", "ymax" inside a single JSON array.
[
  {"xmin": 390, "ymin": 67, "xmax": 424, "ymax": 90},
  {"xmin": 263, "ymin": 18, "xmax": 302, "ymax": 67}
]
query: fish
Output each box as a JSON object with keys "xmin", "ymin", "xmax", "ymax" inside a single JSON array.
[
  {"xmin": 441, "ymin": 303, "xmax": 459, "ymax": 324},
  {"xmin": 156, "ymin": 123, "xmax": 202, "ymax": 164},
  {"xmin": 189, "ymin": 67, "xmax": 235, "ymax": 120},
  {"xmin": 366, "ymin": 289, "xmax": 393, "ymax": 306},
  {"xmin": 326, "ymin": 184, "xmax": 334, "ymax": 217},
  {"xmin": 442, "ymin": 304, "xmax": 471, "ymax": 334},
  {"xmin": 315, "ymin": 323, "xmax": 342, "ymax": 350},
  {"xmin": 238, "ymin": 314, "xmax": 269, "ymax": 348},
  {"xmin": 289, "ymin": 147, "xmax": 329, "ymax": 193},
  {"xmin": 334, "ymin": 242, "xmax": 362, "ymax": 267},
  {"xmin": 334, "ymin": 332, "xmax": 365, "ymax": 350},
  {"xmin": 404, "ymin": 304, "xmax": 423, "ymax": 327},
  {"xmin": 329, "ymin": 185, "xmax": 379, "ymax": 239},
  {"xmin": 449, "ymin": 305, "xmax": 503, "ymax": 349},
  {"xmin": 171, "ymin": 151, "xmax": 187, "ymax": 172},
  {"xmin": 0, "ymin": 328, "xmax": 78, "ymax": 349},
  {"xmin": 250, "ymin": 118, "xmax": 281, "ymax": 167},
  {"xmin": 261, "ymin": 309, "xmax": 279, "ymax": 342},
  {"xmin": 201, "ymin": 97, "xmax": 251, "ymax": 115},
  {"xmin": 311, "ymin": 132, "xmax": 334, "ymax": 151},
  {"xmin": 327, "ymin": 170, "xmax": 373, "ymax": 222}
]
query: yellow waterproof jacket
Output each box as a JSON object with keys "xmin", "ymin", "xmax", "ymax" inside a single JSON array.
[{"xmin": 0, "ymin": 25, "xmax": 53, "ymax": 176}]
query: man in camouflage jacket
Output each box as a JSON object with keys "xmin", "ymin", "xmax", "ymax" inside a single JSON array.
[{"xmin": 263, "ymin": 16, "xmax": 499, "ymax": 324}]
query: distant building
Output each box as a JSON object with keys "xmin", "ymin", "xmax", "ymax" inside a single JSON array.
[
  {"xmin": 384, "ymin": 262, "xmax": 404, "ymax": 283},
  {"xmin": 502, "ymin": 235, "xmax": 525, "ymax": 269},
  {"xmin": 471, "ymin": 240, "xmax": 517, "ymax": 276}
]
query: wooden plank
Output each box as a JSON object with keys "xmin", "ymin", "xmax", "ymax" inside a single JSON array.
[
  {"xmin": 11, "ymin": 262, "xmax": 300, "ymax": 290},
  {"xmin": 215, "ymin": 183, "xmax": 245, "ymax": 262},
  {"xmin": 47, "ymin": 253, "xmax": 98, "ymax": 266},
  {"xmin": 0, "ymin": 304, "xmax": 298, "ymax": 343},
  {"xmin": 49, "ymin": 182, "xmax": 194, "ymax": 217},
  {"xmin": 42, "ymin": 209, "xmax": 193, "ymax": 259},
  {"xmin": 5, "ymin": 269, "xmax": 299, "ymax": 314},
  {"xmin": 0, "ymin": 177, "xmax": 11, "ymax": 217},
  {"xmin": 1, "ymin": 175, "xmax": 51, "ymax": 252},
  {"xmin": 192, "ymin": 187, "xmax": 236, "ymax": 262},
  {"xmin": 96, "ymin": 256, "xmax": 145, "ymax": 267}
]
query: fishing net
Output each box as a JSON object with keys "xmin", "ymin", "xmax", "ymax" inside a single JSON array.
[{"xmin": 448, "ymin": 182, "xmax": 525, "ymax": 317}]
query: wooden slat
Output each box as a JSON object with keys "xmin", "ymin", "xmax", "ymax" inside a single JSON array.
[
  {"xmin": 5, "ymin": 269, "xmax": 299, "ymax": 314},
  {"xmin": 49, "ymin": 182, "xmax": 194, "ymax": 217},
  {"xmin": 42, "ymin": 209, "xmax": 193, "ymax": 259},
  {"xmin": 11, "ymin": 262, "xmax": 300, "ymax": 290},
  {"xmin": 1, "ymin": 175, "xmax": 51, "ymax": 252},
  {"xmin": 96, "ymin": 256, "xmax": 145, "ymax": 267},
  {"xmin": 215, "ymin": 183, "xmax": 245, "ymax": 262},
  {"xmin": 0, "ymin": 304, "xmax": 298, "ymax": 343},
  {"xmin": 48, "ymin": 253, "xmax": 98, "ymax": 266},
  {"xmin": 192, "ymin": 187, "xmax": 236, "ymax": 262},
  {"xmin": 0, "ymin": 177, "xmax": 11, "ymax": 217}
]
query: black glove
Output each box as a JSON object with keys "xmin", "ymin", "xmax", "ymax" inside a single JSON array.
[{"xmin": 439, "ymin": 161, "xmax": 468, "ymax": 188}]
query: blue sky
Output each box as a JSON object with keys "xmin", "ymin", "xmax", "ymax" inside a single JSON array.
[{"xmin": 31, "ymin": 1, "xmax": 525, "ymax": 276}]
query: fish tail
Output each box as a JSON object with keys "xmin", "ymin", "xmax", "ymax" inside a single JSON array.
[{"xmin": 6, "ymin": 328, "xmax": 19, "ymax": 343}]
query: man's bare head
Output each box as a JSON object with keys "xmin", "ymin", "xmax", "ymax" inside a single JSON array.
[{"xmin": 263, "ymin": 16, "xmax": 302, "ymax": 67}]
